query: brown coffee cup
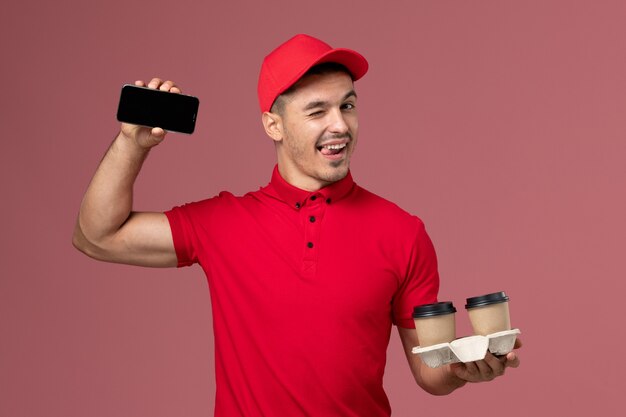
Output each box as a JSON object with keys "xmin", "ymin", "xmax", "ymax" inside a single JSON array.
[
  {"xmin": 412, "ymin": 302, "xmax": 457, "ymax": 347},
  {"xmin": 465, "ymin": 292, "xmax": 511, "ymax": 336}
]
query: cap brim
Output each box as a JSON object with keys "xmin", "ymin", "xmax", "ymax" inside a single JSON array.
[
  {"xmin": 314, "ymin": 48, "xmax": 369, "ymax": 81},
  {"xmin": 275, "ymin": 48, "xmax": 369, "ymax": 99}
]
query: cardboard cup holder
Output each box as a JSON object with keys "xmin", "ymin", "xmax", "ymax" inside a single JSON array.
[{"xmin": 411, "ymin": 329, "xmax": 521, "ymax": 368}]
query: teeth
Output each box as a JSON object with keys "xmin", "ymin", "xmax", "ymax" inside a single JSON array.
[{"xmin": 322, "ymin": 143, "xmax": 347, "ymax": 150}]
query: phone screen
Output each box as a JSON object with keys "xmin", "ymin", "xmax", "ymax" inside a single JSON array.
[{"xmin": 116, "ymin": 85, "xmax": 200, "ymax": 134}]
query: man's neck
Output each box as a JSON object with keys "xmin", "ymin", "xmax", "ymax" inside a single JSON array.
[{"xmin": 276, "ymin": 165, "xmax": 334, "ymax": 192}]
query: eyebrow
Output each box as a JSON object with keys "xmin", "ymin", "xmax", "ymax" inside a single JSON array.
[{"xmin": 302, "ymin": 90, "xmax": 357, "ymax": 112}]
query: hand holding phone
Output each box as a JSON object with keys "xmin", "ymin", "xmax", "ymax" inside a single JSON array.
[{"xmin": 116, "ymin": 79, "xmax": 200, "ymax": 136}]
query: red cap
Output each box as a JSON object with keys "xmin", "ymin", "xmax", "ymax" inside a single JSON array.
[{"xmin": 258, "ymin": 34, "xmax": 369, "ymax": 113}]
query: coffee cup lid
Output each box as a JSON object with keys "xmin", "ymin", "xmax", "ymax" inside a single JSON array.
[
  {"xmin": 465, "ymin": 291, "xmax": 509, "ymax": 309},
  {"xmin": 412, "ymin": 301, "xmax": 457, "ymax": 318}
]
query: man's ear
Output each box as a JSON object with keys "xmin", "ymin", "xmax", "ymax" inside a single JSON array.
[{"xmin": 262, "ymin": 112, "xmax": 283, "ymax": 143}]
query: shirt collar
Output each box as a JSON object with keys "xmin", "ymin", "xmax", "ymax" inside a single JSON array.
[{"xmin": 263, "ymin": 165, "xmax": 355, "ymax": 210}]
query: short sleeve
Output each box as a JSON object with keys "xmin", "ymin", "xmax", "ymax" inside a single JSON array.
[
  {"xmin": 164, "ymin": 204, "xmax": 201, "ymax": 268},
  {"xmin": 391, "ymin": 218, "xmax": 440, "ymax": 328}
]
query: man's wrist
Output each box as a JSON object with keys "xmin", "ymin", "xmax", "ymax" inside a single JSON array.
[{"xmin": 114, "ymin": 130, "xmax": 151, "ymax": 161}]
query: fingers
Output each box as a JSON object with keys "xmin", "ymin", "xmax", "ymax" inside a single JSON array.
[
  {"xmin": 158, "ymin": 80, "xmax": 179, "ymax": 93},
  {"xmin": 451, "ymin": 361, "xmax": 477, "ymax": 382},
  {"xmin": 505, "ymin": 350, "xmax": 520, "ymax": 368},
  {"xmin": 138, "ymin": 77, "xmax": 181, "ymax": 94},
  {"xmin": 482, "ymin": 352, "xmax": 507, "ymax": 379},
  {"xmin": 134, "ymin": 78, "xmax": 182, "ymax": 93},
  {"xmin": 475, "ymin": 359, "xmax": 496, "ymax": 381},
  {"xmin": 151, "ymin": 127, "xmax": 166, "ymax": 138},
  {"xmin": 147, "ymin": 77, "xmax": 163, "ymax": 89},
  {"xmin": 504, "ymin": 337, "xmax": 522, "ymax": 368},
  {"xmin": 461, "ymin": 358, "xmax": 499, "ymax": 382},
  {"xmin": 451, "ymin": 351, "xmax": 517, "ymax": 384}
]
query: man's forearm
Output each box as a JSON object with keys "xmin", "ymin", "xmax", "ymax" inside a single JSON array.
[
  {"xmin": 74, "ymin": 132, "xmax": 150, "ymax": 246},
  {"xmin": 416, "ymin": 365, "xmax": 467, "ymax": 396},
  {"xmin": 398, "ymin": 327, "xmax": 467, "ymax": 395}
]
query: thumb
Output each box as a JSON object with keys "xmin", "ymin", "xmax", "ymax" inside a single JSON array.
[{"xmin": 143, "ymin": 127, "xmax": 167, "ymax": 147}]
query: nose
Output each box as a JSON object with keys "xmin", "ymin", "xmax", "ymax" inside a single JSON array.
[{"xmin": 328, "ymin": 108, "xmax": 349, "ymax": 135}]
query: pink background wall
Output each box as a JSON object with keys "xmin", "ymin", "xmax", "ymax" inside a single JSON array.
[{"xmin": 2, "ymin": 0, "xmax": 624, "ymax": 415}]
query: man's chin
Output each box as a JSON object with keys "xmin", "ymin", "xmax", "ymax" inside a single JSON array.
[{"xmin": 320, "ymin": 165, "xmax": 349, "ymax": 183}]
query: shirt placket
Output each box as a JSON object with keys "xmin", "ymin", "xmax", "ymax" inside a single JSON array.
[{"xmin": 301, "ymin": 193, "xmax": 326, "ymax": 278}]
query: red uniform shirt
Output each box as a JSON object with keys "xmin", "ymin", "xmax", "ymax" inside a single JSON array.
[{"xmin": 165, "ymin": 166, "xmax": 439, "ymax": 417}]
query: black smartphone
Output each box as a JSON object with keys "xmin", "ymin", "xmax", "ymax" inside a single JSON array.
[{"xmin": 116, "ymin": 84, "xmax": 200, "ymax": 134}]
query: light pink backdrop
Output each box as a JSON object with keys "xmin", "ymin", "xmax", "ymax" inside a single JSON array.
[{"xmin": 2, "ymin": 1, "xmax": 624, "ymax": 416}]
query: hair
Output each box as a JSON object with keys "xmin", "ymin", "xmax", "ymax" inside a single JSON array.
[{"xmin": 270, "ymin": 62, "xmax": 352, "ymax": 115}]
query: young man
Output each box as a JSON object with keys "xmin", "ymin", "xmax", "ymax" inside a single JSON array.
[{"xmin": 73, "ymin": 34, "xmax": 520, "ymax": 417}]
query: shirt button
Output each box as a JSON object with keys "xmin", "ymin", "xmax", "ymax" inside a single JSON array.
[
  {"xmin": 295, "ymin": 202, "xmax": 301, "ymax": 209},
  {"xmin": 307, "ymin": 242, "xmax": 314, "ymax": 248},
  {"xmin": 309, "ymin": 216, "xmax": 316, "ymax": 223},
  {"xmin": 310, "ymin": 195, "xmax": 317, "ymax": 201},
  {"xmin": 326, "ymin": 198, "xmax": 331, "ymax": 204}
]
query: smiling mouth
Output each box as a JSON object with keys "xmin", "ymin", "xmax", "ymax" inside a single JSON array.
[{"xmin": 317, "ymin": 143, "xmax": 347, "ymax": 156}]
